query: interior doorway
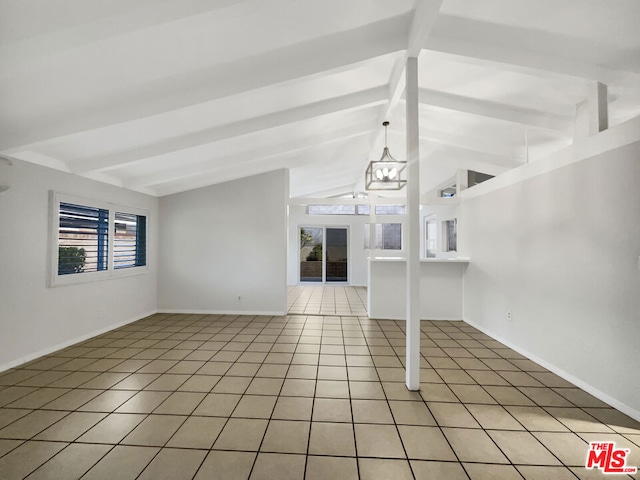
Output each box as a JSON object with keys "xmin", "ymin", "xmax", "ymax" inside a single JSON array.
[{"xmin": 299, "ymin": 226, "xmax": 348, "ymax": 284}]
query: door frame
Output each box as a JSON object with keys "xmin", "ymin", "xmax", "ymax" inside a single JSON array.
[{"xmin": 298, "ymin": 225, "xmax": 350, "ymax": 284}]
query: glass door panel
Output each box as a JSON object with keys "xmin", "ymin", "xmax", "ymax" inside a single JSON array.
[
  {"xmin": 326, "ymin": 227, "xmax": 348, "ymax": 282},
  {"xmin": 300, "ymin": 227, "xmax": 323, "ymax": 282}
]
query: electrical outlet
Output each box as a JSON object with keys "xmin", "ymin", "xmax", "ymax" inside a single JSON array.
[{"xmin": 506, "ymin": 310, "xmax": 512, "ymax": 322}]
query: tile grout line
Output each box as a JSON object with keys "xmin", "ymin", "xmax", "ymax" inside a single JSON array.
[{"xmin": 0, "ymin": 309, "xmax": 637, "ymax": 479}]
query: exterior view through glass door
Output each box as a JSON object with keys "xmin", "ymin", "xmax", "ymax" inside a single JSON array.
[
  {"xmin": 325, "ymin": 227, "xmax": 347, "ymax": 282},
  {"xmin": 299, "ymin": 227, "xmax": 323, "ymax": 282},
  {"xmin": 299, "ymin": 226, "xmax": 348, "ymax": 283}
]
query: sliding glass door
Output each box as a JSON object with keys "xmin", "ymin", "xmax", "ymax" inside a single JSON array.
[{"xmin": 299, "ymin": 226, "xmax": 348, "ymax": 283}]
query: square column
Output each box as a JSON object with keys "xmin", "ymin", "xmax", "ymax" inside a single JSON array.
[{"xmin": 405, "ymin": 56, "xmax": 421, "ymax": 391}]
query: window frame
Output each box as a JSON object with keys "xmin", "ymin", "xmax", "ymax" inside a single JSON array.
[
  {"xmin": 49, "ymin": 192, "xmax": 149, "ymax": 287},
  {"xmin": 424, "ymin": 215, "xmax": 437, "ymax": 258},
  {"xmin": 113, "ymin": 211, "xmax": 147, "ymax": 270},
  {"xmin": 364, "ymin": 222, "xmax": 403, "ymax": 251},
  {"xmin": 444, "ymin": 218, "xmax": 457, "ymax": 252}
]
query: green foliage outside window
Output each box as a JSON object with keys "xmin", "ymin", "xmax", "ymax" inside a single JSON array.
[
  {"xmin": 58, "ymin": 246, "xmax": 86, "ymax": 275},
  {"xmin": 300, "ymin": 228, "xmax": 313, "ymax": 248},
  {"xmin": 306, "ymin": 243, "xmax": 322, "ymax": 261}
]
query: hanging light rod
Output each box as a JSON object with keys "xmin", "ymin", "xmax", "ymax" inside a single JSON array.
[{"xmin": 365, "ymin": 121, "xmax": 407, "ymax": 191}]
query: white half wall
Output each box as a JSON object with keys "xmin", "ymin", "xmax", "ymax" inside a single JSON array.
[
  {"xmin": 158, "ymin": 169, "xmax": 288, "ymax": 315},
  {"xmin": 368, "ymin": 259, "xmax": 466, "ymax": 320},
  {"xmin": 0, "ymin": 159, "xmax": 158, "ymax": 370},
  {"xmin": 460, "ymin": 134, "xmax": 640, "ymax": 417}
]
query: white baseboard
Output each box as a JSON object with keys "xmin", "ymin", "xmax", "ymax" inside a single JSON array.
[
  {"xmin": 368, "ymin": 316, "xmax": 464, "ymax": 321},
  {"xmin": 0, "ymin": 309, "xmax": 158, "ymax": 373},
  {"xmin": 159, "ymin": 309, "xmax": 287, "ymax": 316},
  {"xmin": 464, "ymin": 318, "xmax": 640, "ymax": 423}
]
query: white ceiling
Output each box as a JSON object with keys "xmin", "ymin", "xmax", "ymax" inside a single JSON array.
[{"xmin": 1, "ymin": 0, "xmax": 639, "ymax": 198}]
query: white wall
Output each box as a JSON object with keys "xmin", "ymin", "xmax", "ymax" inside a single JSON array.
[
  {"xmin": 0, "ymin": 160, "xmax": 158, "ymax": 370},
  {"xmin": 287, "ymin": 205, "xmax": 370, "ymax": 286},
  {"xmin": 460, "ymin": 138, "xmax": 640, "ymax": 418},
  {"xmin": 158, "ymin": 169, "xmax": 288, "ymax": 314}
]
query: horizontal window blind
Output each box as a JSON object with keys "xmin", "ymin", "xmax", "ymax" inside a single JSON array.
[
  {"xmin": 114, "ymin": 212, "xmax": 147, "ymax": 269},
  {"xmin": 58, "ymin": 202, "xmax": 109, "ymax": 275}
]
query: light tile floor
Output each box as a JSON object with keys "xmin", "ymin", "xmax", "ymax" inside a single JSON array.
[
  {"xmin": 288, "ymin": 285, "xmax": 368, "ymax": 316},
  {"xmin": 0, "ymin": 313, "xmax": 638, "ymax": 479}
]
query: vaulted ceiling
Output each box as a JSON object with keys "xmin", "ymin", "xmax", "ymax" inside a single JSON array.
[{"xmin": 1, "ymin": 0, "xmax": 639, "ymax": 198}]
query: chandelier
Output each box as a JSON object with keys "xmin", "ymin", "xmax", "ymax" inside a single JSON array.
[{"xmin": 365, "ymin": 121, "xmax": 406, "ymax": 190}]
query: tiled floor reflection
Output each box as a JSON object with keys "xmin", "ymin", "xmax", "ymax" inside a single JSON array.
[
  {"xmin": 288, "ymin": 285, "xmax": 367, "ymax": 315},
  {"xmin": 0, "ymin": 313, "xmax": 638, "ymax": 479}
]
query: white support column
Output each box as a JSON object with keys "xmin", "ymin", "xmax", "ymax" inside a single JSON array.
[
  {"xmin": 589, "ymin": 82, "xmax": 608, "ymax": 135},
  {"xmin": 405, "ymin": 56, "xmax": 421, "ymax": 391}
]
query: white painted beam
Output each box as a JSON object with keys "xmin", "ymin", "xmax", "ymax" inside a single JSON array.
[
  {"xmin": 426, "ymin": 15, "xmax": 640, "ymax": 84},
  {"xmin": 0, "ymin": 0, "xmax": 246, "ymax": 69},
  {"xmin": 389, "ymin": 123, "xmax": 526, "ymax": 160},
  {"xmin": 416, "ymin": 89, "xmax": 572, "ymax": 132},
  {"xmin": 405, "ymin": 56, "xmax": 421, "ymax": 391},
  {"xmin": 355, "ymin": 0, "xmax": 444, "ymax": 192},
  {"xmin": 1, "ymin": 15, "xmax": 409, "ymax": 151},
  {"xmin": 292, "ymin": 183, "xmax": 362, "ymax": 199},
  {"xmin": 126, "ymin": 123, "xmax": 372, "ymax": 189},
  {"xmin": 150, "ymin": 154, "xmax": 314, "ymax": 197},
  {"xmin": 422, "ymin": 140, "xmax": 522, "ymax": 169},
  {"xmin": 149, "ymin": 136, "xmax": 368, "ymax": 196},
  {"xmin": 589, "ymin": 82, "xmax": 608, "ymax": 135},
  {"xmin": 424, "ymin": 155, "xmax": 510, "ymax": 178},
  {"xmin": 406, "ymin": 0, "xmax": 445, "ymax": 57},
  {"xmin": 422, "ymin": 145, "xmax": 515, "ymax": 176},
  {"xmin": 72, "ymin": 87, "xmax": 388, "ymax": 174}
]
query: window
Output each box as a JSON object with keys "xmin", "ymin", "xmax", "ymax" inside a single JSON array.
[
  {"xmin": 425, "ymin": 218, "xmax": 436, "ymax": 258},
  {"xmin": 374, "ymin": 204, "xmax": 405, "ymax": 215},
  {"xmin": 114, "ymin": 212, "xmax": 147, "ymax": 269},
  {"xmin": 306, "ymin": 204, "xmax": 404, "ymax": 216},
  {"xmin": 307, "ymin": 204, "xmax": 370, "ymax": 215},
  {"xmin": 308, "ymin": 204, "xmax": 355, "ymax": 215},
  {"xmin": 381, "ymin": 223, "xmax": 402, "ymax": 249},
  {"xmin": 356, "ymin": 204, "xmax": 370, "ymax": 215},
  {"xmin": 58, "ymin": 202, "xmax": 109, "ymax": 275},
  {"xmin": 50, "ymin": 193, "xmax": 148, "ymax": 286},
  {"xmin": 364, "ymin": 223, "xmax": 402, "ymax": 250},
  {"xmin": 445, "ymin": 219, "xmax": 457, "ymax": 252}
]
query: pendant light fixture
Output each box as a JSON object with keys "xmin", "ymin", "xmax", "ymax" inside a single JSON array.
[{"xmin": 365, "ymin": 121, "xmax": 407, "ymax": 190}]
